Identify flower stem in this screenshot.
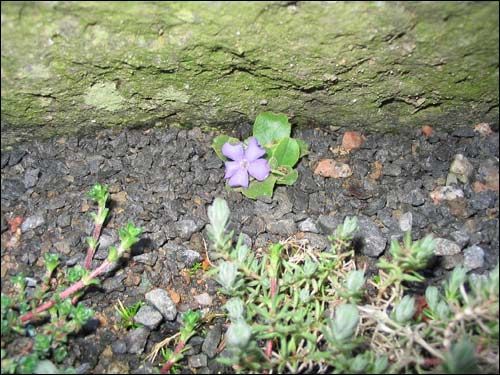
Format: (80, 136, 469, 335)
(160, 341, 185, 374)
(20, 258, 113, 324)
(84, 221, 103, 269)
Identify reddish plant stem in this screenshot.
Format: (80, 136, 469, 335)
(84, 222, 103, 270)
(265, 276, 278, 360)
(160, 340, 186, 374)
(20, 259, 112, 324)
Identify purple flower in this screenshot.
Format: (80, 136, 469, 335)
(222, 137, 270, 188)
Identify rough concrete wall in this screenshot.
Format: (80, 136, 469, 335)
(1, 1, 498, 146)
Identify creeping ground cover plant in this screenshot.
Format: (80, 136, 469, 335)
(1, 183, 142, 374)
(212, 112, 308, 199)
(205, 198, 499, 374)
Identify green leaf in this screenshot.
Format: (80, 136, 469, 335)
(212, 134, 240, 161)
(107, 246, 119, 263)
(239, 176, 277, 199)
(253, 112, 291, 147)
(276, 167, 298, 186)
(296, 139, 309, 158)
(268, 156, 279, 169)
(87, 183, 109, 204)
(272, 137, 300, 167)
(441, 338, 478, 374)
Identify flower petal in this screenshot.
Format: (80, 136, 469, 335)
(227, 168, 249, 188)
(225, 161, 241, 179)
(222, 142, 244, 161)
(245, 137, 266, 162)
(248, 159, 270, 181)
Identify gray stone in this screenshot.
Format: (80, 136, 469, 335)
(188, 354, 208, 368)
(463, 245, 485, 270)
(364, 197, 387, 216)
(133, 253, 158, 266)
(354, 216, 387, 257)
(1, 153, 10, 168)
(103, 273, 126, 293)
(176, 247, 202, 267)
(449, 154, 474, 183)
(145, 288, 177, 321)
(21, 214, 45, 232)
(429, 186, 464, 203)
(194, 292, 213, 306)
(56, 213, 71, 228)
(202, 324, 222, 359)
(450, 231, 470, 249)
(54, 240, 71, 255)
(184, 335, 204, 356)
(75, 363, 92, 374)
(176, 219, 201, 240)
(111, 340, 127, 355)
(383, 163, 402, 177)
(303, 233, 329, 251)
(7, 149, 26, 166)
(25, 277, 37, 288)
(65, 254, 82, 267)
(131, 362, 155, 374)
(308, 191, 326, 213)
(298, 218, 319, 233)
(45, 196, 66, 210)
(134, 305, 163, 330)
(266, 219, 296, 236)
(434, 238, 462, 256)
(402, 189, 426, 207)
(386, 193, 398, 209)
(1, 178, 26, 200)
(24, 168, 40, 188)
(442, 254, 464, 270)
(377, 209, 399, 231)
(93, 237, 118, 261)
(452, 128, 475, 138)
(446, 172, 459, 186)
(471, 191, 496, 211)
(317, 215, 343, 235)
(126, 327, 150, 354)
(87, 155, 104, 174)
(271, 189, 293, 219)
(245, 216, 266, 236)
(239, 232, 253, 249)
(399, 212, 413, 232)
(197, 367, 212, 374)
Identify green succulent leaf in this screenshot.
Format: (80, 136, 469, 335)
(253, 112, 291, 147)
(331, 304, 359, 342)
(118, 222, 143, 250)
(392, 295, 416, 324)
(44, 253, 60, 274)
(87, 183, 109, 205)
(107, 245, 119, 263)
(441, 338, 478, 374)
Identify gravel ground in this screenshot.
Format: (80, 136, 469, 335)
(1, 121, 499, 373)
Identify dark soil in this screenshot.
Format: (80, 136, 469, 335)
(1, 121, 499, 374)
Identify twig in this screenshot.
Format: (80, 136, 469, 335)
(146, 332, 181, 363)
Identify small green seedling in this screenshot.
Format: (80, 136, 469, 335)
(115, 300, 144, 329)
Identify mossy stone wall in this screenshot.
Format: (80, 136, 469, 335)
(1, 1, 498, 146)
